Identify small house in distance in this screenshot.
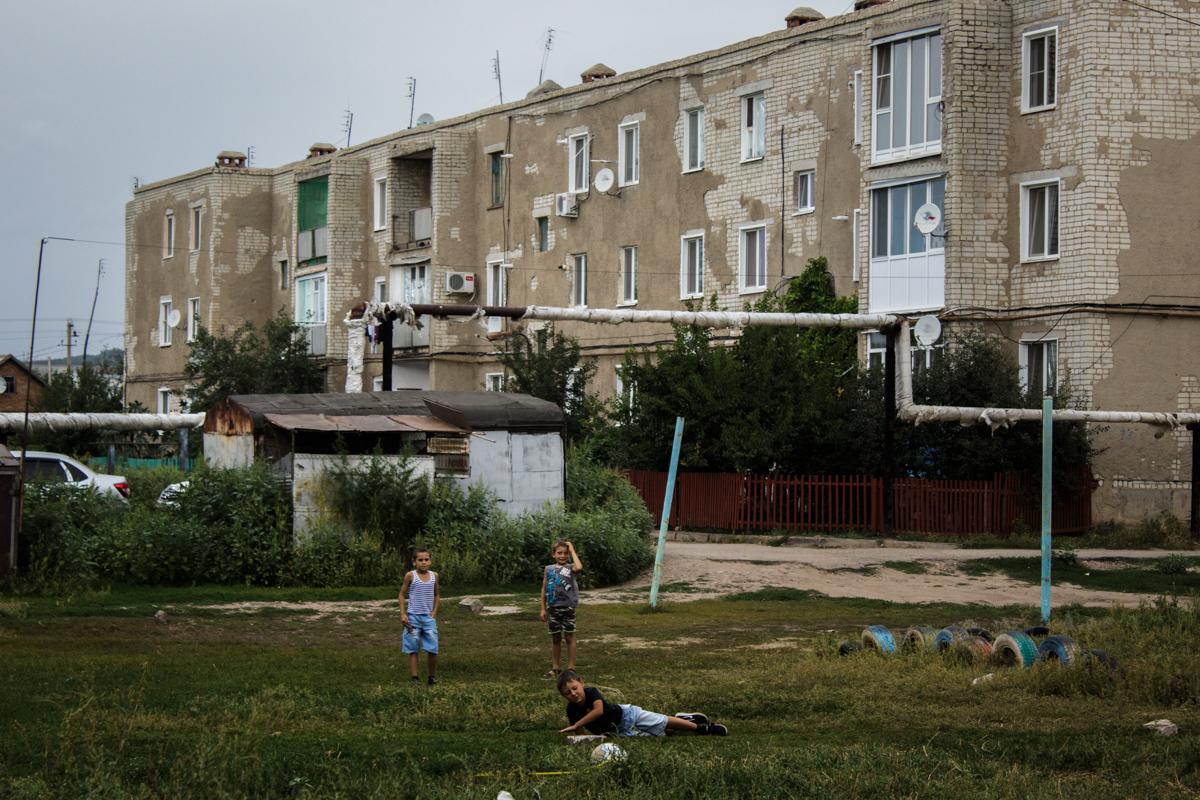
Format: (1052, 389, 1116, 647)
(203, 391, 566, 532)
(0, 355, 47, 413)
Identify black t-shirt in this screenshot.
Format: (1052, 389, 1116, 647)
(566, 686, 623, 735)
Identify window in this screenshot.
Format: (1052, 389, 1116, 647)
(490, 154, 504, 207)
(374, 277, 387, 304)
(1022, 180, 1060, 261)
(187, 297, 200, 342)
(295, 273, 327, 355)
(570, 253, 587, 307)
(867, 329, 944, 374)
(741, 93, 766, 161)
(157, 387, 172, 415)
(537, 216, 550, 252)
(852, 208, 862, 281)
(374, 176, 388, 230)
(1023, 27, 1058, 113)
(873, 29, 942, 163)
(614, 365, 635, 415)
(794, 170, 815, 214)
(681, 233, 704, 299)
(486, 373, 505, 392)
(158, 299, 173, 347)
(869, 176, 946, 312)
(619, 246, 637, 305)
(618, 122, 639, 186)
(569, 133, 590, 193)
(853, 70, 863, 145)
(280, 260, 288, 289)
(164, 214, 175, 258)
(739, 226, 767, 292)
(1022, 339, 1059, 396)
(486, 259, 506, 334)
(403, 265, 429, 303)
(3, 376, 15, 394)
(297, 177, 329, 264)
(190, 206, 202, 251)
(684, 108, 705, 172)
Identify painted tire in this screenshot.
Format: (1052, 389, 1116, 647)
(1036, 635, 1081, 666)
(967, 635, 993, 660)
(992, 631, 1039, 668)
(967, 628, 993, 643)
(935, 626, 970, 652)
(861, 625, 898, 654)
(1022, 625, 1050, 638)
(903, 626, 941, 651)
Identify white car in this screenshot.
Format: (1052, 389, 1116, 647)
(158, 480, 190, 506)
(13, 450, 131, 501)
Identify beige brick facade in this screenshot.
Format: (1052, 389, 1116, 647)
(126, 0, 1200, 522)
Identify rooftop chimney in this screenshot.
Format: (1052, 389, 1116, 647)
(308, 143, 337, 159)
(785, 7, 826, 27)
(216, 151, 247, 168)
(854, 0, 890, 10)
(526, 79, 563, 99)
(581, 63, 616, 84)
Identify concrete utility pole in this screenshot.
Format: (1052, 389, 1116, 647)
(65, 320, 75, 373)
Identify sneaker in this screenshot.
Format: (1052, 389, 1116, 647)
(702, 724, 727, 737)
(427, 676, 438, 687)
(676, 713, 708, 725)
(410, 677, 420, 686)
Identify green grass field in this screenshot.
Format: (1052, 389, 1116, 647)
(3, 585, 1200, 799)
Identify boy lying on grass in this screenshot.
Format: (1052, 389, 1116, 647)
(556, 670, 727, 737)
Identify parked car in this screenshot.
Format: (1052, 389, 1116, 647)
(13, 450, 131, 501)
(157, 480, 190, 506)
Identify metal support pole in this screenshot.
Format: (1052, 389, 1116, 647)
(882, 327, 896, 537)
(381, 319, 394, 391)
(1041, 394, 1053, 624)
(1190, 423, 1200, 540)
(178, 428, 188, 473)
(107, 444, 116, 476)
(649, 417, 685, 608)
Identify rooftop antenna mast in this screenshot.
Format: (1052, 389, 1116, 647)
(343, 106, 354, 147)
(246, 145, 255, 166)
(406, 78, 417, 128)
(539, 28, 555, 85)
(82, 258, 105, 364)
(493, 51, 504, 104)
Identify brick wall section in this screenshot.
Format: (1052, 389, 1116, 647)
(0, 361, 44, 413)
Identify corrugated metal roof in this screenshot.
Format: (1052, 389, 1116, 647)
(263, 413, 468, 434)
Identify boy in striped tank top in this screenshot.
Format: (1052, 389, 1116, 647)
(400, 547, 440, 686)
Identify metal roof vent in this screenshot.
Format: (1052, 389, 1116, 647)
(308, 143, 337, 159)
(786, 7, 825, 27)
(216, 151, 247, 168)
(581, 63, 616, 84)
(526, 79, 563, 98)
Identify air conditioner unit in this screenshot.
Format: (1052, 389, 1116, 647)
(444, 271, 475, 296)
(556, 192, 579, 218)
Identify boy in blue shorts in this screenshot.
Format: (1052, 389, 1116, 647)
(556, 670, 727, 737)
(540, 539, 582, 677)
(400, 547, 439, 686)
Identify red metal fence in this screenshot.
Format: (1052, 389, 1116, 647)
(622, 467, 1093, 536)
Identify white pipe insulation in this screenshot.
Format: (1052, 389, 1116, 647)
(0, 413, 205, 433)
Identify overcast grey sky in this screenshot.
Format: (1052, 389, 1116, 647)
(0, 0, 851, 367)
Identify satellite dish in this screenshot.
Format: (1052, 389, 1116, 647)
(416, 113, 435, 126)
(914, 315, 942, 346)
(594, 168, 614, 193)
(0, 379, 6, 394)
(914, 203, 941, 235)
(167, 309, 182, 328)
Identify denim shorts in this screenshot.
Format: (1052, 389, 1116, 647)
(402, 614, 438, 654)
(617, 704, 668, 737)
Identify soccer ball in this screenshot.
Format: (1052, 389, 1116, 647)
(590, 742, 627, 764)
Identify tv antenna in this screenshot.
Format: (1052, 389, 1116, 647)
(131, 176, 141, 192)
(342, 106, 354, 147)
(406, 77, 417, 128)
(246, 145, 255, 166)
(82, 259, 105, 364)
(539, 28, 555, 85)
(492, 51, 504, 104)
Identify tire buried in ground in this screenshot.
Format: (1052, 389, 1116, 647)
(839, 641, 864, 656)
(861, 625, 897, 654)
(934, 626, 970, 653)
(903, 626, 941, 652)
(992, 631, 1038, 668)
(1036, 634, 1081, 666)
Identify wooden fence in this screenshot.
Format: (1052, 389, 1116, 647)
(621, 467, 1093, 536)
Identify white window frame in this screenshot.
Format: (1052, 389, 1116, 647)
(614, 364, 635, 416)
(568, 133, 590, 194)
(536, 216, 550, 252)
(618, 121, 640, 187)
(868, 174, 946, 313)
(741, 93, 766, 162)
(619, 245, 637, 306)
(853, 70, 863, 145)
(680, 232, 705, 299)
(793, 170, 815, 215)
(570, 253, 587, 308)
(486, 258, 506, 335)
(157, 387, 172, 415)
(164, 213, 175, 258)
(866, 329, 944, 373)
(872, 28, 942, 164)
(852, 208, 862, 282)
(1021, 179, 1060, 262)
(1022, 27, 1058, 114)
(402, 265, 429, 304)
(186, 297, 200, 342)
(295, 273, 327, 325)
(158, 299, 173, 347)
(374, 176, 388, 231)
(190, 206, 202, 252)
(683, 107, 705, 172)
(739, 224, 768, 293)
(1020, 337, 1059, 396)
(485, 372, 505, 392)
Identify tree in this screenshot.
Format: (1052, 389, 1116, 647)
(494, 324, 600, 444)
(182, 308, 324, 411)
(28, 353, 124, 457)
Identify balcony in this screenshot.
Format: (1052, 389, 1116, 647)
(411, 207, 432, 242)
